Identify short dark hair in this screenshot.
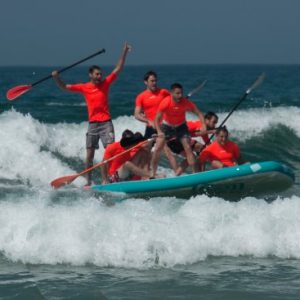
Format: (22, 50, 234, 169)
(89, 65, 101, 74)
(144, 71, 157, 81)
(170, 83, 183, 90)
(120, 130, 145, 148)
(121, 129, 134, 139)
(216, 126, 228, 136)
(205, 111, 218, 121)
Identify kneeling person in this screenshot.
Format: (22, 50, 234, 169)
(200, 126, 244, 171)
(101, 130, 152, 184)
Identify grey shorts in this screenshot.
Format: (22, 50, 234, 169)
(86, 120, 115, 149)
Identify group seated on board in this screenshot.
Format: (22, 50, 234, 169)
(99, 124, 245, 185)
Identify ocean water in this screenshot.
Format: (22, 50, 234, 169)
(0, 65, 300, 299)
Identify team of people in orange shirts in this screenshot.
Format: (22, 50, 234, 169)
(52, 43, 244, 186)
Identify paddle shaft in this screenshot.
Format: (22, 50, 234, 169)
(215, 92, 248, 130)
(205, 73, 265, 145)
(32, 48, 105, 87)
(206, 92, 251, 145)
(50, 138, 152, 188)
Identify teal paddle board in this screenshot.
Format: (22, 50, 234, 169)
(90, 161, 295, 200)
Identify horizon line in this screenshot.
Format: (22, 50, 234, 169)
(1, 62, 300, 68)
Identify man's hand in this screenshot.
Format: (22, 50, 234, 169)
(147, 120, 155, 128)
(124, 42, 132, 53)
(51, 70, 59, 78)
(156, 132, 165, 139)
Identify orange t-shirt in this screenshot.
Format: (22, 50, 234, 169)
(157, 96, 196, 126)
(67, 72, 117, 122)
(135, 88, 170, 122)
(187, 120, 209, 144)
(200, 140, 240, 167)
(103, 141, 141, 176)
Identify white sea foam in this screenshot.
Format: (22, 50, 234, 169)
(189, 106, 300, 141)
(0, 194, 300, 268)
(0, 108, 299, 268)
(0, 107, 299, 187)
(0, 110, 83, 187)
(47, 102, 86, 107)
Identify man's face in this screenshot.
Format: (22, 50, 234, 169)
(145, 75, 157, 92)
(171, 87, 183, 102)
(89, 69, 103, 84)
(206, 116, 218, 130)
(216, 131, 228, 145)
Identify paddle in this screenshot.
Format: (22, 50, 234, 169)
(6, 48, 106, 101)
(206, 73, 266, 144)
(187, 79, 207, 98)
(50, 138, 151, 189)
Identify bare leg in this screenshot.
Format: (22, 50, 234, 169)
(86, 148, 95, 185)
(133, 148, 151, 172)
(122, 150, 151, 178)
(140, 144, 152, 172)
(163, 145, 178, 172)
(181, 137, 198, 173)
(211, 160, 224, 169)
(193, 142, 204, 153)
(150, 137, 165, 177)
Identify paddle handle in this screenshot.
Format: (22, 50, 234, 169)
(31, 48, 106, 87)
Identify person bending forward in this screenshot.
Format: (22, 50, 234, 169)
(151, 83, 206, 177)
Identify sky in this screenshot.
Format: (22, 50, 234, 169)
(1, 0, 300, 66)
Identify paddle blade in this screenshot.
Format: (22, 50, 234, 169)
(187, 80, 207, 98)
(6, 85, 32, 100)
(246, 73, 266, 94)
(50, 174, 79, 189)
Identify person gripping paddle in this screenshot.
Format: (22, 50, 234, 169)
(51, 42, 131, 185)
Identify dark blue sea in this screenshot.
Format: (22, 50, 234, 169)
(0, 65, 300, 299)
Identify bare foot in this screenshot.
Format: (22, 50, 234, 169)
(149, 173, 165, 180)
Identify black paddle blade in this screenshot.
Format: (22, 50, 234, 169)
(187, 79, 207, 98)
(246, 73, 266, 95)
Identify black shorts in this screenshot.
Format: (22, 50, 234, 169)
(167, 139, 197, 154)
(144, 126, 157, 139)
(161, 123, 190, 141)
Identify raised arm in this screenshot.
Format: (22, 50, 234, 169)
(52, 70, 69, 92)
(112, 42, 131, 75)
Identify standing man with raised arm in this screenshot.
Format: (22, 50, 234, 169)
(52, 42, 131, 185)
(151, 83, 206, 177)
